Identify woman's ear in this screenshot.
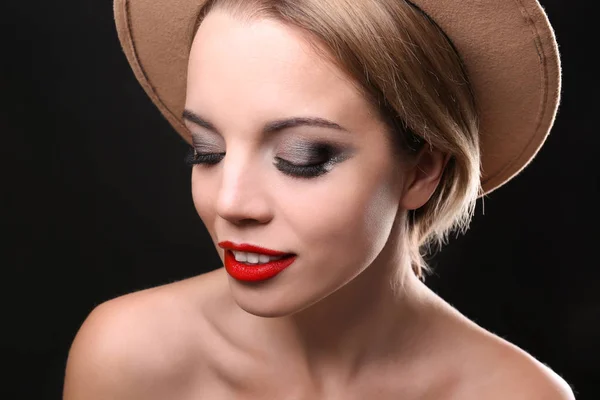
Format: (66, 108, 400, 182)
(400, 146, 449, 210)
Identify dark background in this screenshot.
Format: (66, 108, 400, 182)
(1, 0, 598, 398)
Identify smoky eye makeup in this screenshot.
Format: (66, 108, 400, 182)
(276, 140, 341, 165)
(274, 139, 354, 178)
(185, 134, 355, 179)
(184, 135, 225, 166)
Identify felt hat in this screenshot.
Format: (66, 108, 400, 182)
(113, 0, 561, 195)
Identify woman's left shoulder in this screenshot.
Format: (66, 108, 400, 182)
(457, 327, 576, 399)
(424, 296, 576, 400)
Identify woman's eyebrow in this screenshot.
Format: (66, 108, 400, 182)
(182, 109, 348, 135)
(182, 109, 218, 132)
(263, 117, 348, 133)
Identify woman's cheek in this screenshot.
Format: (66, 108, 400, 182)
(191, 178, 216, 223)
(289, 186, 373, 255)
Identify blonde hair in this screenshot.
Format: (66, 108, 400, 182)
(192, 0, 482, 279)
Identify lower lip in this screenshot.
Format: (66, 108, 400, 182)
(224, 250, 296, 282)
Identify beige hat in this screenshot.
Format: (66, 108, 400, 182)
(113, 0, 561, 195)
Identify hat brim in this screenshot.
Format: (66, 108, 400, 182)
(114, 0, 561, 196)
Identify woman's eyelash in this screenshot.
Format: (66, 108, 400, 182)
(184, 145, 341, 179)
(274, 157, 332, 178)
(184, 148, 224, 166)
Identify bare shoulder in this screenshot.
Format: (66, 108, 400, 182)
(446, 314, 575, 399)
(63, 268, 228, 400)
(417, 292, 576, 400)
(466, 339, 575, 399)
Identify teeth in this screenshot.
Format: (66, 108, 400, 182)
(232, 251, 287, 264)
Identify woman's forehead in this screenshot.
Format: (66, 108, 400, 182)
(185, 11, 382, 135)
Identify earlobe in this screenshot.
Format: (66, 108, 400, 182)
(400, 148, 449, 211)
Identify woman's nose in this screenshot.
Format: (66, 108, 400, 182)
(215, 156, 272, 225)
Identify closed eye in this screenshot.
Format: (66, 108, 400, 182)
(184, 146, 349, 179)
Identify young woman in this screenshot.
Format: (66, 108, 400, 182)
(64, 0, 572, 398)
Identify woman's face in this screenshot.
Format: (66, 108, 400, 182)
(185, 10, 412, 317)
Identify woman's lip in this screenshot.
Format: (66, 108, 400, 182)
(218, 241, 293, 257)
(224, 250, 297, 282)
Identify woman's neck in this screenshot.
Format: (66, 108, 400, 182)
(266, 234, 432, 384)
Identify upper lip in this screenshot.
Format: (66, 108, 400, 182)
(218, 241, 293, 256)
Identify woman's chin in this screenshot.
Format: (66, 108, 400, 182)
(236, 302, 295, 318)
(234, 297, 302, 318)
(228, 280, 319, 318)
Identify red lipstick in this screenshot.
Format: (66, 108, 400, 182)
(218, 241, 296, 282)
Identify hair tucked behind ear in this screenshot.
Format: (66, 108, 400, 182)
(192, 0, 482, 280)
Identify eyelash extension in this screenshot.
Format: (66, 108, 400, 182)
(273, 157, 331, 178)
(184, 148, 224, 166)
(184, 145, 339, 179)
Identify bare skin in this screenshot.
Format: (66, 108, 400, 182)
(64, 10, 574, 400)
(64, 268, 573, 399)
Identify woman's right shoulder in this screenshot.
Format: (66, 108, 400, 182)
(63, 268, 229, 400)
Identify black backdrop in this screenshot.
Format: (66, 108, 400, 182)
(2, 0, 598, 398)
